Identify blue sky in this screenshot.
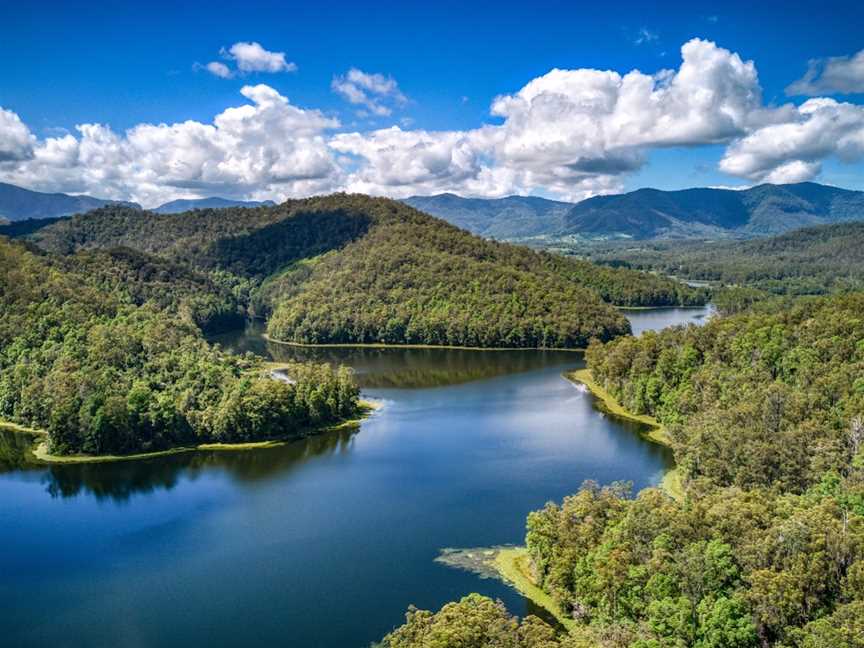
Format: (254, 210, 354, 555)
(1, 0, 863, 205)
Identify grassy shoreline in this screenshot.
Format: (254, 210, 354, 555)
(566, 368, 684, 501)
(22, 400, 380, 465)
(0, 420, 43, 436)
(494, 547, 574, 630)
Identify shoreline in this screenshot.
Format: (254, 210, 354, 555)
(616, 304, 708, 311)
(25, 400, 381, 465)
(264, 333, 586, 353)
(0, 420, 43, 436)
(494, 547, 574, 631)
(566, 368, 684, 501)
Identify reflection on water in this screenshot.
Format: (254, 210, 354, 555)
(214, 320, 574, 389)
(0, 305, 709, 648)
(0, 427, 360, 502)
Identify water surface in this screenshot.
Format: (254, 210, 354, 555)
(0, 307, 709, 647)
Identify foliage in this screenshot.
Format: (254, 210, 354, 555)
(586, 221, 864, 296)
(523, 479, 864, 647)
(27, 194, 704, 348)
(586, 294, 864, 492)
(380, 594, 594, 648)
(0, 237, 359, 456)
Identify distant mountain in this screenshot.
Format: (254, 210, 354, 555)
(405, 183, 864, 241)
(0, 182, 140, 221)
(153, 197, 276, 214)
(564, 182, 864, 239)
(402, 193, 573, 239)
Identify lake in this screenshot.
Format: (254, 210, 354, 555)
(0, 307, 711, 647)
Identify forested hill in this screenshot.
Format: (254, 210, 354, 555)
(28, 194, 705, 349)
(588, 220, 864, 295)
(0, 237, 359, 457)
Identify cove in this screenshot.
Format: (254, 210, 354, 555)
(0, 307, 710, 648)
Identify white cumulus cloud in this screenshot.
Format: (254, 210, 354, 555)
(224, 41, 297, 74)
(787, 49, 864, 96)
(720, 98, 864, 183)
(0, 108, 35, 162)
(204, 61, 233, 79)
(0, 85, 340, 206)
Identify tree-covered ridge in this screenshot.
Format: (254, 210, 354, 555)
(26, 194, 705, 349)
(586, 294, 864, 492)
(0, 238, 359, 456)
(586, 221, 864, 296)
(265, 212, 633, 348)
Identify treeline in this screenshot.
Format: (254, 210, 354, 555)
(25, 194, 704, 349)
(0, 238, 359, 456)
(586, 221, 864, 296)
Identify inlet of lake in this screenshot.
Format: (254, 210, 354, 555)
(0, 307, 711, 647)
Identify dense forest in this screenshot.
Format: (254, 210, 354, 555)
(381, 293, 864, 647)
(25, 195, 705, 348)
(585, 221, 864, 296)
(0, 238, 358, 456)
(0, 194, 704, 456)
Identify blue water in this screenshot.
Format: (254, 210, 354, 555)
(0, 307, 709, 647)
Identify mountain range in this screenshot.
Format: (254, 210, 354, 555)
(0, 183, 275, 222)
(0, 182, 140, 222)
(3, 180, 863, 242)
(405, 182, 864, 240)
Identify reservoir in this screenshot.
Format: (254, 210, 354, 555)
(0, 307, 710, 647)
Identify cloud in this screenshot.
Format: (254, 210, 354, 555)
(332, 68, 408, 117)
(204, 61, 233, 79)
(0, 108, 35, 162)
(634, 28, 658, 45)
(326, 38, 787, 201)
(4, 38, 864, 204)
(787, 49, 864, 96)
(720, 98, 864, 182)
(223, 41, 297, 73)
(0, 85, 340, 206)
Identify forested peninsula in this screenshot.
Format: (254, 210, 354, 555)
(381, 293, 864, 647)
(0, 238, 359, 457)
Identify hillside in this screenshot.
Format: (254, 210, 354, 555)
(0, 237, 358, 456)
(587, 220, 864, 295)
(27, 194, 705, 349)
(153, 197, 276, 214)
(0, 181, 139, 221)
(402, 193, 573, 239)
